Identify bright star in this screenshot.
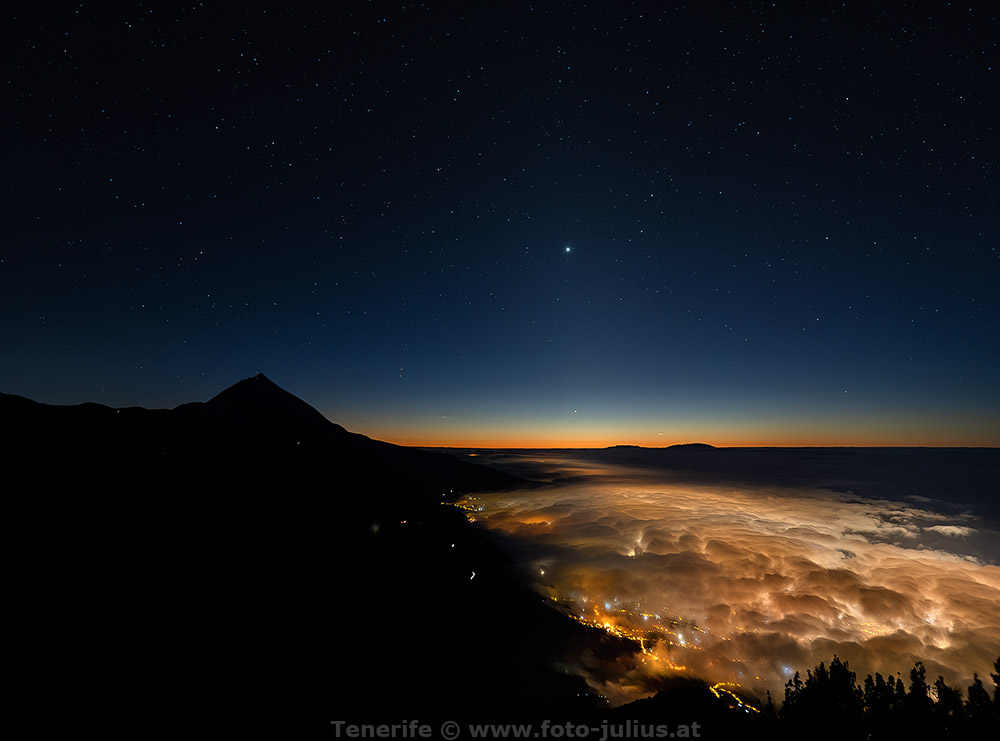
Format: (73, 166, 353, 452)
(565, 246, 572, 253)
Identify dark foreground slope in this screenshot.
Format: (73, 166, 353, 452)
(3, 376, 767, 739)
(12, 379, 994, 739)
(2, 377, 671, 738)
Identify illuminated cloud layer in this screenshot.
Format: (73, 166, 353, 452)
(462, 453, 1000, 704)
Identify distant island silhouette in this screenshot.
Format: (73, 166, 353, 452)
(605, 442, 716, 450)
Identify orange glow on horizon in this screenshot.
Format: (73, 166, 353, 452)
(327, 409, 1000, 449)
(377, 432, 999, 449)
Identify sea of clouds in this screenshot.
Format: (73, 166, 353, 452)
(462, 450, 1000, 704)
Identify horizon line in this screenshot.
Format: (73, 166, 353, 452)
(401, 442, 1000, 450)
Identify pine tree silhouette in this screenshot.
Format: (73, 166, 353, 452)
(992, 656, 1000, 704)
(769, 654, 1000, 740)
(933, 675, 966, 736)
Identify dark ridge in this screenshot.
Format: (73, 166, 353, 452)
(182, 372, 345, 436)
(170, 372, 353, 452)
(1, 375, 525, 499)
(7, 376, 605, 736)
(667, 442, 716, 449)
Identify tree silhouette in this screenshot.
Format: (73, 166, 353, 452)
(992, 656, 1000, 704)
(933, 675, 966, 736)
(779, 656, 863, 739)
(765, 655, 1000, 740)
(965, 671, 1000, 740)
(863, 672, 898, 739)
(967, 674, 991, 714)
(759, 689, 779, 738)
(894, 672, 907, 706)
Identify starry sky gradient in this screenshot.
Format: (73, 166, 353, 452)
(5, 2, 998, 446)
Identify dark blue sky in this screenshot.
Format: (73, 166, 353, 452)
(5, 2, 998, 445)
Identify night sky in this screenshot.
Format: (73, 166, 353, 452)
(5, 2, 998, 446)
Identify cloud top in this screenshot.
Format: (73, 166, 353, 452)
(464, 452, 1000, 703)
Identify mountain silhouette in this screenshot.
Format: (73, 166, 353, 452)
(2, 374, 524, 498)
(7, 375, 603, 736)
(4, 376, 820, 738)
(181, 372, 350, 438)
